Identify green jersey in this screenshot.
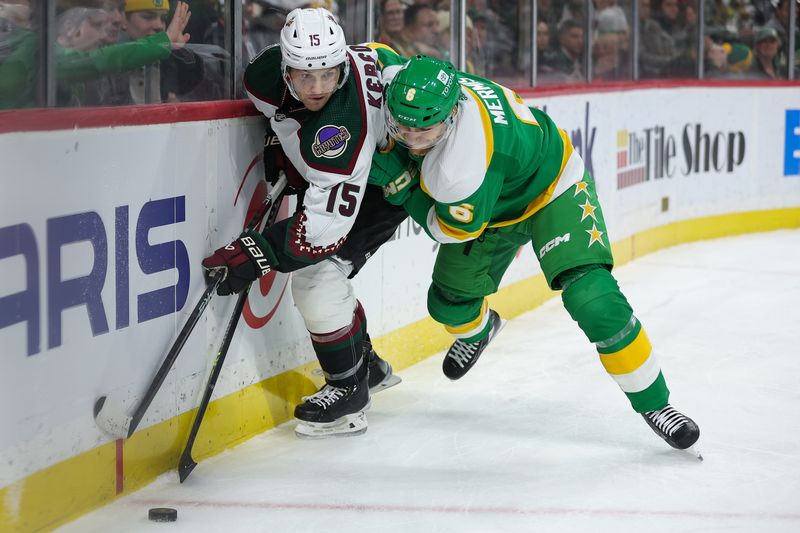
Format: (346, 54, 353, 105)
(374, 48, 586, 244)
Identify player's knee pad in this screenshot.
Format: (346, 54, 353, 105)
(560, 266, 633, 343)
(291, 259, 356, 333)
(427, 283, 483, 327)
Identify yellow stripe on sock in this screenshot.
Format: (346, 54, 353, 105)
(445, 300, 488, 336)
(599, 328, 652, 375)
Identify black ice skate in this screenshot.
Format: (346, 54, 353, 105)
(294, 375, 370, 439)
(642, 404, 702, 459)
(366, 344, 402, 393)
(443, 309, 505, 380)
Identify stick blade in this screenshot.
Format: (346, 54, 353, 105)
(93, 396, 132, 440)
(178, 452, 197, 483)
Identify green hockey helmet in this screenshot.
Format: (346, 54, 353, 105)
(385, 55, 461, 150)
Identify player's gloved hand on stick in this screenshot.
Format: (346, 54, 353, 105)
(264, 130, 307, 195)
(201, 230, 278, 295)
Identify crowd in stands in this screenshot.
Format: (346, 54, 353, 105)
(1, 0, 797, 109)
(532, 0, 798, 82)
(0, 0, 297, 109)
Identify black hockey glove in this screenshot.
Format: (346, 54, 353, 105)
(201, 230, 278, 295)
(264, 128, 307, 195)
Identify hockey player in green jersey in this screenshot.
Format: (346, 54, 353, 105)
(202, 8, 405, 439)
(372, 52, 701, 455)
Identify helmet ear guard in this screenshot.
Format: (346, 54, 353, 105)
(279, 7, 350, 100)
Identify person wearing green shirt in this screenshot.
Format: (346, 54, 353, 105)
(0, 0, 191, 109)
(371, 51, 701, 457)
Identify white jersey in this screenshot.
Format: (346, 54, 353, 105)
(244, 44, 387, 269)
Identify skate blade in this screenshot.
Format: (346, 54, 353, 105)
(682, 444, 703, 461)
(491, 318, 508, 342)
(369, 374, 402, 394)
(295, 412, 368, 440)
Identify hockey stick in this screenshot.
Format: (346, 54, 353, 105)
(178, 177, 286, 483)
(93, 175, 288, 440)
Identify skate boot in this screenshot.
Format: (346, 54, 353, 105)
(294, 374, 370, 439)
(365, 340, 402, 393)
(443, 309, 505, 380)
(642, 404, 701, 456)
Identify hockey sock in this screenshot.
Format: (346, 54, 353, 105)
(355, 301, 383, 366)
(560, 266, 669, 413)
(310, 301, 368, 387)
(444, 299, 492, 342)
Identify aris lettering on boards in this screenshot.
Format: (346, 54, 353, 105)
(0, 196, 190, 357)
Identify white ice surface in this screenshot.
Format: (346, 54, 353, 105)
(58, 230, 800, 533)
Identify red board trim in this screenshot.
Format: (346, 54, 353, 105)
(1, 80, 798, 134)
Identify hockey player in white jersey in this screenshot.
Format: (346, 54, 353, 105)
(202, 8, 405, 439)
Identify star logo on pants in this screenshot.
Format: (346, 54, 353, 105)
(578, 199, 597, 222)
(586, 223, 606, 248)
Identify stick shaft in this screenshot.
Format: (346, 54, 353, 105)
(117, 175, 288, 438)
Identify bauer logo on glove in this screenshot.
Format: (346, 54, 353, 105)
(202, 230, 278, 295)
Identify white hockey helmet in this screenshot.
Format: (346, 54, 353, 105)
(280, 7, 350, 100)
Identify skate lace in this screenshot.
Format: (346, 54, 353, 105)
(307, 386, 346, 408)
(646, 405, 688, 436)
(447, 340, 479, 368)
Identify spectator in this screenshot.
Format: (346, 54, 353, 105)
(751, 0, 776, 26)
(392, 3, 448, 60)
(593, 0, 629, 30)
(559, 0, 587, 26)
(749, 25, 782, 79)
(436, 10, 485, 75)
(703, 37, 729, 76)
(669, 0, 699, 76)
(723, 41, 754, 75)
(765, 0, 799, 75)
(56, 6, 108, 52)
(536, 20, 554, 73)
(544, 19, 584, 82)
(537, 0, 560, 31)
(640, 0, 689, 77)
(102, 0, 125, 44)
(593, 6, 630, 80)
(0, 0, 193, 108)
(765, 0, 790, 43)
(704, 39, 753, 79)
(376, 0, 405, 47)
(97, 0, 203, 104)
(204, 0, 285, 67)
(0, 0, 30, 28)
(467, 0, 514, 76)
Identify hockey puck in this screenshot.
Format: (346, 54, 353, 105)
(148, 507, 177, 522)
